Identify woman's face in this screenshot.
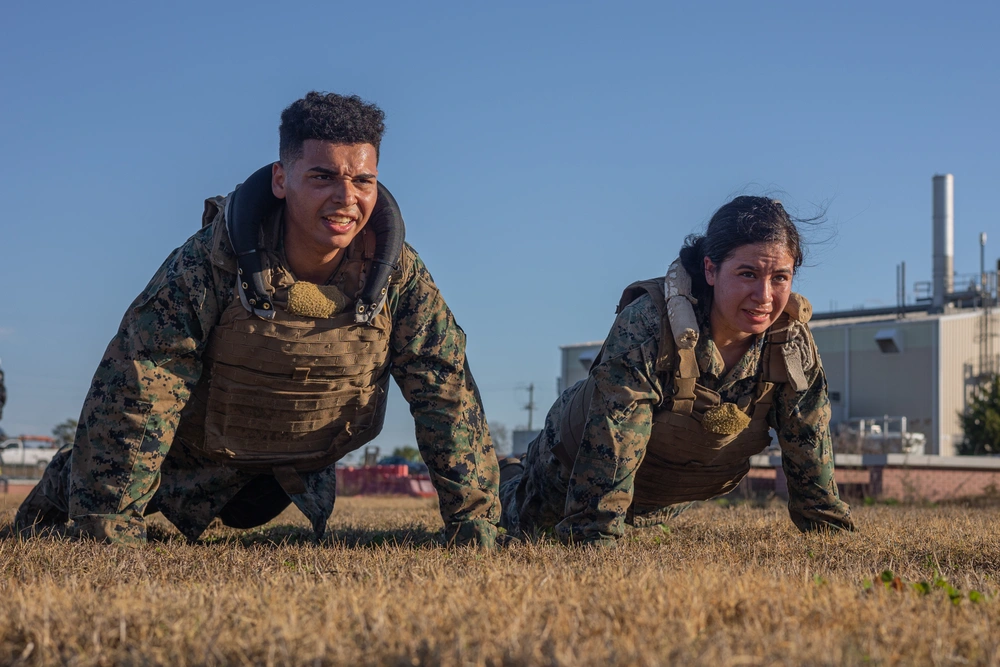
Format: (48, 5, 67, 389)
(703, 242, 795, 343)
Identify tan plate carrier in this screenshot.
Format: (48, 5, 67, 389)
(553, 260, 812, 509)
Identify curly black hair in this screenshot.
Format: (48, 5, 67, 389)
(279, 91, 386, 164)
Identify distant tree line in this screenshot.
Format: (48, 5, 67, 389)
(52, 419, 78, 447)
(958, 374, 1000, 456)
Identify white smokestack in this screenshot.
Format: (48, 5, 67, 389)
(932, 174, 954, 309)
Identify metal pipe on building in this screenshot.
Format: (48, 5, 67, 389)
(901, 261, 906, 308)
(843, 326, 851, 422)
(932, 174, 954, 310)
(981, 232, 987, 299)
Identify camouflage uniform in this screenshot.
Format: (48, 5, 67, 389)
(17, 198, 500, 546)
(499, 292, 854, 546)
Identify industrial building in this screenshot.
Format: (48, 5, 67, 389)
(812, 308, 997, 455)
(811, 174, 998, 455)
(556, 174, 998, 457)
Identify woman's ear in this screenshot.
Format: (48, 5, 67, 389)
(703, 256, 717, 287)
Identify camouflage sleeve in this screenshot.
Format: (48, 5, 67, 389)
(555, 295, 662, 546)
(771, 321, 855, 532)
(386, 245, 500, 548)
(68, 226, 226, 544)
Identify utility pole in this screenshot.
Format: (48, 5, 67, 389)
(523, 383, 536, 431)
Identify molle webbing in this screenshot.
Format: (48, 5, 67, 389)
(198, 306, 392, 473)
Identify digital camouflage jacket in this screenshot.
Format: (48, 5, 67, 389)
(64, 197, 500, 545)
(500, 292, 854, 546)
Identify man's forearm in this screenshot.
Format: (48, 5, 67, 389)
(388, 247, 500, 545)
(406, 363, 501, 545)
(68, 337, 195, 543)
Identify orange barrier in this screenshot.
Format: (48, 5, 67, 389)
(336, 465, 436, 498)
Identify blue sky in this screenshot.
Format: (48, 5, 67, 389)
(1, 1, 997, 455)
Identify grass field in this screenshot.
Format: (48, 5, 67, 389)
(1, 490, 999, 666)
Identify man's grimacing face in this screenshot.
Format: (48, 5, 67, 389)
(272, 140, 379, 258)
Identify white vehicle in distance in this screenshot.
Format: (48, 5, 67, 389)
(0, 437, 61, 470)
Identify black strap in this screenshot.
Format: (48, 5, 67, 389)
(355, 183, 405, 324)
(225, 165, 276, 318)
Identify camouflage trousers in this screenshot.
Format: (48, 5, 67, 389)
(498, 381, 690, 540)
(498, 385, 576, 538)
(15, 439, 339, 542)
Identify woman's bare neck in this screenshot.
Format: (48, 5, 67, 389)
(709, 310, 755, 374)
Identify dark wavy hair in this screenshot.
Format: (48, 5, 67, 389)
(279, 91, 386, 164)
(679, 196, 805, 304)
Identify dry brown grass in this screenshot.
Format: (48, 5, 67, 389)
(1, 491, 999, 666)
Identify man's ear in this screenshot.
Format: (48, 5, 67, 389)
(272, 161, 287, 200)
(703, 256, 717, 287)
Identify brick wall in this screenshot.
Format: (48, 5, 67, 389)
(745, 454, 1000, 502)
(877, 467, 1000, 502)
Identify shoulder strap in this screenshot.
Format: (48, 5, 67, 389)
(612, 274, 701, 412)
(616, 278, 667, 316)
(762, 293, 813, 391)
(203, 196, 225, 228)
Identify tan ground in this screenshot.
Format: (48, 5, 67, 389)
(1, 491, 998, 666)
